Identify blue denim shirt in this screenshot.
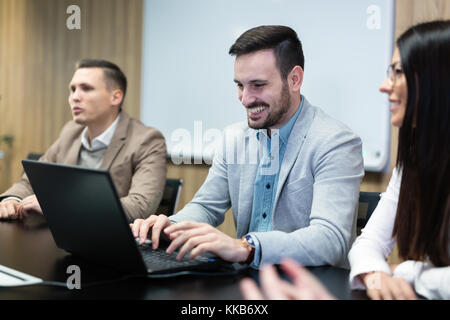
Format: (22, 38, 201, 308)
(247, 97, 303, 268)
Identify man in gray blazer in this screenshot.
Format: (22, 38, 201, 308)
(132, 25, 364, 268)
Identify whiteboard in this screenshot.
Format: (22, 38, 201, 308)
(141, 0, 395, 172)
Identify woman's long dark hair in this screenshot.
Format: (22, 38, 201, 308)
(393, 20, 450, 266)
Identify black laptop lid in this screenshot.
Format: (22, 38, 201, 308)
(22, 160, 147, 275)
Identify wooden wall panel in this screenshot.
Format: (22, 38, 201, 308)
(166, 162, 236, 237)
(0, 0, 143, 191)
(0, 0, 29, 192)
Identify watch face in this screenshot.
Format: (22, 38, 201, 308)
(245, 235, 255, 247)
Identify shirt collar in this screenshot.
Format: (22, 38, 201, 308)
(278, 96, 303, 145)
(81, 114, 121, 151)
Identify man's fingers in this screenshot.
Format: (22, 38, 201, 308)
(0, 201, 19, 219)
(164, 221, 201, 234)
(166, 230, 188, 255)
(16, 205, 23, 219)
(21, 202, 35, 211)
(166, 225, 212, 257)
(181, 235, 215, 260)
(131, 219, 144, 237)
(189, 237, 221, 259)
(139, 218, 154, 245)
(17, 197, 41, 216)
(151, 215, 170, 249)
(20, 206, 30, 219)
(0, 205, 9, 219)
(168, 230, 184, 239)
(130, 215, 172, 249)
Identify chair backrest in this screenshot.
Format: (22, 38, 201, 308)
(357, 191, 381, 235)
(156, 178, 183, 216)
(27, 153, 43, 161)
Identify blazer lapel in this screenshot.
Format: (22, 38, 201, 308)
(101, 111, 129, 170)
(273, 97, 315, 209)
(64, 135, 82, 165)
(236, 128, 259, 237)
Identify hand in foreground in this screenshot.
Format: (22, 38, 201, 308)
(17, 195, 43, 218)
(360, 269, 417, 300)
(0, 199, 21, 220)
(163, 221, 249, 263)
(130, 214, 173, 249)
(240, 258, 335, 300)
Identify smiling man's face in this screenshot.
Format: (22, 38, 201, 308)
(234, 49, 293, 130)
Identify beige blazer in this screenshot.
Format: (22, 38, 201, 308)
(0, 111, 167, 222)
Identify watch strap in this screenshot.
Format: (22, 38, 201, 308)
(240, 235, 255, 265)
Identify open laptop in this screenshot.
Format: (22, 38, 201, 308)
(22, 160, 242, 276)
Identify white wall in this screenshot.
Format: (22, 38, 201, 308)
(141, 0, 395, 171)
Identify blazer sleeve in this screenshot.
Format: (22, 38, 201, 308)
(0, 126, 66, 201)
(120, 129, 168, 221)
(170, 132, 231, 226)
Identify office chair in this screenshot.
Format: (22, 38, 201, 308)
(156, 178, 183, 216)
(27, 153, 43, 161)
(357, 191, 381, 235)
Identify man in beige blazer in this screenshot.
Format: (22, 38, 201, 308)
(0, 59, 167, 222)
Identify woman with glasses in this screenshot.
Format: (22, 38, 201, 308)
(348, 19, 450, 300)
(240, 20, 450, 300)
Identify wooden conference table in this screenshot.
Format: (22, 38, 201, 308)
(0, 213, 368, 300)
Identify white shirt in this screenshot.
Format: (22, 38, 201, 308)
(81, 114, 121, 151)
(348, 167, 450, 299)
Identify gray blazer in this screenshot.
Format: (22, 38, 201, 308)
(171, 97, 364, 268)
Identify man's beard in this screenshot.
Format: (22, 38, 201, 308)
(247, 82, 291, 130)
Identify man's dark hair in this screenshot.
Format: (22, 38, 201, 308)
(228, 25, 304, 80)
(75, 59, 127, 108)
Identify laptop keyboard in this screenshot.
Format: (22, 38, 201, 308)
(139, 245, 212, 271)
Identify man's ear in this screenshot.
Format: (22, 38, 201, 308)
(288, 66, 303, 92)
(111, 89, 124, 107)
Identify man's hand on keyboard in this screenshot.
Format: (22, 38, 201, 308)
(130, 214, 173, 249)
(163, 221, 249, 263)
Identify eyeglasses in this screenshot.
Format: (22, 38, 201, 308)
(386, 62, 404, 85)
